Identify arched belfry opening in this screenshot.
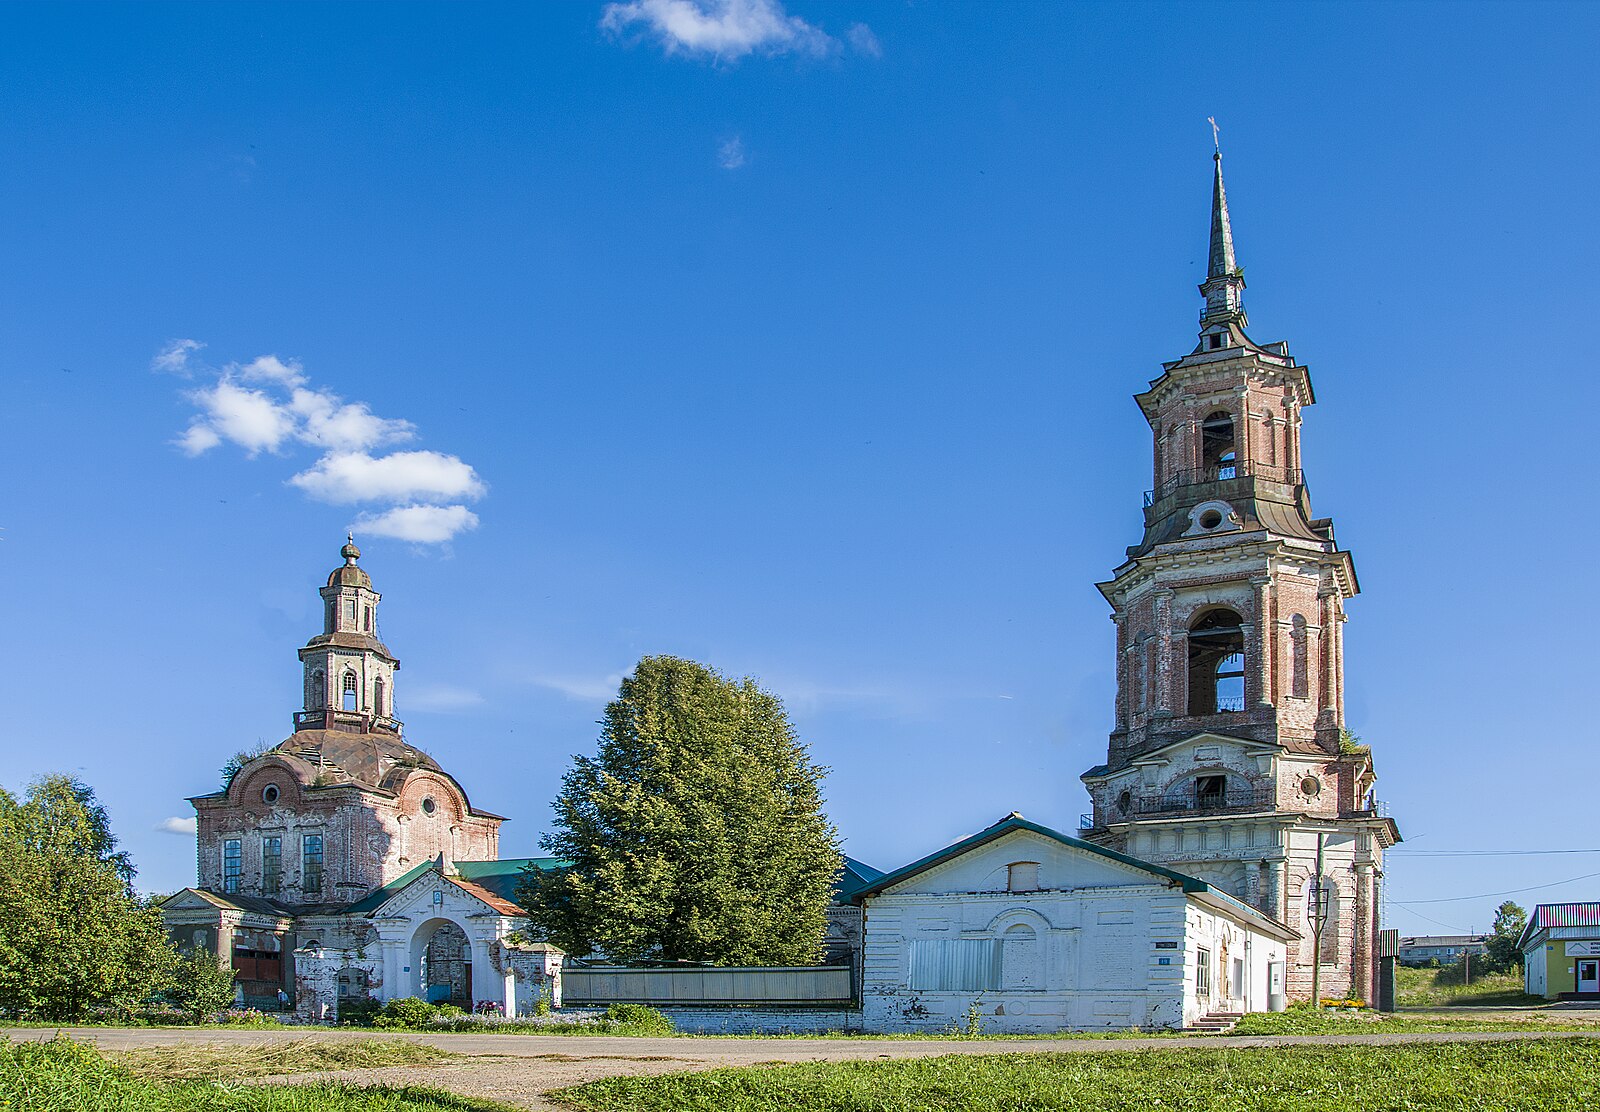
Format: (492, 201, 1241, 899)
(1202, 410, 1236, 480)
(1187, 608, 1245, 715)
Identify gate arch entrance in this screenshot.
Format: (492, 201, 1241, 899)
(413, 919, 472, 1007)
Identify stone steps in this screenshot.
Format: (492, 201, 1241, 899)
(1185, 1010, 1243, 1033)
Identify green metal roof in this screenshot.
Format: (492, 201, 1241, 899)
(834, 855, 885, 904)
(345, 857, 567, 915)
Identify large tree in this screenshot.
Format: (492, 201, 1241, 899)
(519, 656, 843, 965)
(1483, 900, 1528, 973)
(0, 776, 175, 1020)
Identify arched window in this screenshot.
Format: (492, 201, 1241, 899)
(342, 672, 358, 711)
(1188, 608, 1245, 714)
(1290, 614, 1309, 699)
(311, 671, 325, 709)
(1001, 923, 1040, 990)
(364, 605, 373, 632)
(1202, 411, 1235, 480)
(373, 677, 386, 717)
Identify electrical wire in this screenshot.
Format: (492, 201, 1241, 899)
(1389, 848, 1600, 858)
(1388, 869, 1600, 904)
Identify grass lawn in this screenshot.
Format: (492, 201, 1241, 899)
(0, 1036, 512, 1112)
(1395, 964, 1542, 1007)
(1228, 1006, 1600, 1036)
(555, 1039, 1600, 1111)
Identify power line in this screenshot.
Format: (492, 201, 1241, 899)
(1389, 848, 1600, 858)
(1391, 869, 1600, 904)
(1386, 902, 1472, 934)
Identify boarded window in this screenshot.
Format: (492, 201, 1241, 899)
(1001, 924, 1041, 990)
(1007, 862, 1040, 892)
(909, 938, 1001, 992)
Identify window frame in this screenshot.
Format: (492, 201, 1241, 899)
(221, 837, 242, 894)
(302, 832, 325, 894)
(261, 834, 283, 896)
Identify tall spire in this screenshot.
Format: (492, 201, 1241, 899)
(1208, 151, 1237, 280)
(1197, 121, 1247, 335)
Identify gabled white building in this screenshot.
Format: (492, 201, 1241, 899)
(849, 814, 1296, 1032)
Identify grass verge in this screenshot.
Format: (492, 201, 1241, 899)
(111, 1037, 454, 1082)
(1229, 1006, 1600, 1036)
(1395, 964, 1543, 1007)
(1, 1036, 510, 1111)
(554, 1038, 1600, 1111)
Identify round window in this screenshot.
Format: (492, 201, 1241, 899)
(421, 797, 436, 815)
(1300, 776, 1322, 797)
(1199, 509, 1224, 530)
(262, 784, 280, 804)
(1117, 790, 1132, 815)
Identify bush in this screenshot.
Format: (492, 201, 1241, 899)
(168, 947, 237, 1022)
(337, 997, 383, 1026)
(372, 996, 441, 1029)
(602, 1002, 674, 1036)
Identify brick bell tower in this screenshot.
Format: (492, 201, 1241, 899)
(1079, 146, 1400, 1003)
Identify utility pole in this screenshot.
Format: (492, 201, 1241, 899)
(1310, 832, 1326, 1009)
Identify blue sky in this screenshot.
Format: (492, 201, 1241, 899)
(1, 1, 1596, 939)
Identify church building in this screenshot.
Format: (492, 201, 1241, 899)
(1076, 149, 1400, 1003)
(160, 539, 565, 1017)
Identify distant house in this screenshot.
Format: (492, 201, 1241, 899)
(1396, 935, 1488, 967)
(848, 813, 1297, 1033)
(1518, 903, 1600, 1000)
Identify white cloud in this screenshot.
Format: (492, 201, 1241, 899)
(235, 354, 307, 388)
(167, 344, 488, 546)
(352, 503, 480, 544)
(601, 0, 836, 60)
(718, 135, 747, 170)
(157, 816, 197, 836)
(183, 378, 299, 456)
(290, 388, 415, 452)
(404, 683, 487, 712)
(152, 338, 204, 377)
(846, 22, 881, 58)
(529, 672, 627, 702)
(292, 451, 486, 505)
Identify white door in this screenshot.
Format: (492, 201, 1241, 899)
(1579, 960, 1600, 993)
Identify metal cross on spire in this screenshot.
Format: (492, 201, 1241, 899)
(1208, 116, 1221, 154)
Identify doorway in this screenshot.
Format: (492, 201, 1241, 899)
(422, 922, 472, 1007)
(1579, 960, 1600, 994)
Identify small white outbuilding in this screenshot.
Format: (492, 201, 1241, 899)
(850, 813, 1296, 1033)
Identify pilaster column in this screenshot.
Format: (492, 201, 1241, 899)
(1252, 576, 1275, 707)
(1331, 607, 1346, 729)
(1153, 589, 1176, 717)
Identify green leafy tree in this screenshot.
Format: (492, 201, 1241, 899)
(168, 946, 238, 1021)
(519, 656, 843, 965)
(1483, 900, 1528, 973)
(0, 776, 176, 1020)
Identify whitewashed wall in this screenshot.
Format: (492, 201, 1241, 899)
(859, 828, 1289, 1033)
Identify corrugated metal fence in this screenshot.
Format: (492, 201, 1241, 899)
(562, 965, 854, 1006)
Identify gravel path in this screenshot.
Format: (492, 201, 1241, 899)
(12, 1024, 1600, 1111)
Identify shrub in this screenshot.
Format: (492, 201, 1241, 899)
(603, 1002, 674, 1036)
(337, 997, 383, 1026)
(168, 947, 237, 1022)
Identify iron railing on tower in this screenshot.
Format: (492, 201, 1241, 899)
(1144, 461, 1303, 506)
